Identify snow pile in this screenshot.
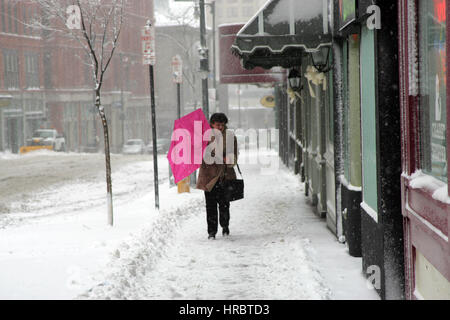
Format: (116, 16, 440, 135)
(339, 174, 362, 192)
(408, 170, 450, 204)
(77, 195, 205, 300)
(0, 151, 20, 160)
(431, 186, 450, 204)
(0, 149, 99, 160)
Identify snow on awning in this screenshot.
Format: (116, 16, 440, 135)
(232, 0, 332, 70)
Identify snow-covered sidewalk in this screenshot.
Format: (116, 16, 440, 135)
(0, 151, 380, 300)
(81, 152, 380, 300)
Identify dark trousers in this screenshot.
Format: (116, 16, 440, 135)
(205, 182, 230, 236)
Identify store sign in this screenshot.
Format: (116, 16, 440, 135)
(339, 0, 357, 30)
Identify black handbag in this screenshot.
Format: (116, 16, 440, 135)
(222, 164, 244, 202)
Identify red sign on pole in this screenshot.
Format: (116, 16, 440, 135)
(142, 25, 156, 65)
(172, 55, 183, 84)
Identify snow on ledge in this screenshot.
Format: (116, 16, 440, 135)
(406, 170, 450, 205)
(432, 186, 450, 205)
(361, 201, 378, 223)
(339, 174, 362, 192)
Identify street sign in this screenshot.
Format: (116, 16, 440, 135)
(142, 25, 156, 65)
(172, 55, 183, 84)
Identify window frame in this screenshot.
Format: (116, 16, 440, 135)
(399, 0, 450, 299)
(3, 49, 19, 89)
(416, 0, 448, 183)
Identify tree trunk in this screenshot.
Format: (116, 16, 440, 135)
(96, 90, 113, 226)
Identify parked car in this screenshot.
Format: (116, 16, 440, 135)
(122, 139, 145, 154)
(146, 138, 171, 154)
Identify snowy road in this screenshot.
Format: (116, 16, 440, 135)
(0, 150, 379, 300)
(0, 151, 165, 228)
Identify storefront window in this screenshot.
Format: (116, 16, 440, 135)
(419, 0, 447, 182)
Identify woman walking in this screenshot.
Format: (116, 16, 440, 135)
(196, 113, 238, 240)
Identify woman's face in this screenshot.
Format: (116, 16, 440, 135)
(211, 121, 225, 132)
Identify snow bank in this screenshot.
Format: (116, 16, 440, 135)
(339, 174, 362, 192)
(408, 170, 450, 204)
(78, 194, 204, 300)
(0, 151, 20, 160)
(0, 150, 100, 160)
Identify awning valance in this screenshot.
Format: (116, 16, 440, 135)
(232, 0, 332, 70)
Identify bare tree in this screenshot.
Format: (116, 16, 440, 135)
(28, 0, 128, 226)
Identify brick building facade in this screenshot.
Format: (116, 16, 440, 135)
(0, 0, 154, 153)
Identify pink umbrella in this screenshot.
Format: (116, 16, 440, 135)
(167, 109, 211, 184)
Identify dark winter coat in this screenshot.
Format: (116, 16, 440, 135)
(196, 129, 238, 192)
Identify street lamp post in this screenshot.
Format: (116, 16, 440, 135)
(199, 0, 209, 120)
(198, 1, 217, 114)
(238, 85, 241, 128)
(206, 1, 217, 113)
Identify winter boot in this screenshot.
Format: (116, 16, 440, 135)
(222, 227, 230, 236)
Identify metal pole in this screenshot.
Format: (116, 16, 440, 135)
(177, 83, 181, 119)
(199, 0, 209, 120)
(170, 82, 181, 188)
(149, 64, 159, 210)
(238, 84, 241, 128)
(211, 1, 217, 113)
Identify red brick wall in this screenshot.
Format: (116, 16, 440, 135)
(0, 0, 154, 93)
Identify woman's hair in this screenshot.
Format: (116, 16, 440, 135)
(210, 113, 228, 124)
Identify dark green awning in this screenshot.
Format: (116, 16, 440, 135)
(232, 0, 332, 70)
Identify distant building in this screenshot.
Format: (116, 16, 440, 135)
(0, 0, 154, 153)
(154, 0, 170, 14)
(154, 23, 210, 137)
(208, 0, 275, 128)
(210, 0, 267, 25)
